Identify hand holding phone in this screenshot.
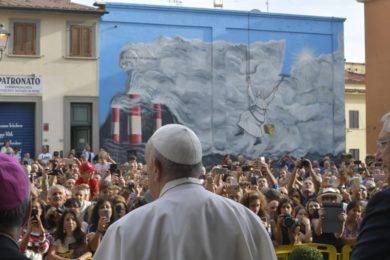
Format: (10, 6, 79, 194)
(99, 208, 110, 218)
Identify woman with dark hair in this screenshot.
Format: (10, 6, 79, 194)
(271, 198, 298, 246)
(87, 199, 117, 253)
(20, 200, 49, 260)
(293, 206, 313, 243)
(341, 200, 363, 245)
(306, 198, 321, 220)
(47, 209, 91, 259)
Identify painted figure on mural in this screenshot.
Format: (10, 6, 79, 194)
(235, 75, 285, 146)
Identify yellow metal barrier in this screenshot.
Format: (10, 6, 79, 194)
(341, 244, 353, 260)
(275, 243, 338, 260)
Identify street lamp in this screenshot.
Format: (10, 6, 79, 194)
(214, 0, 223, 8)
(0, 24, 10, 61)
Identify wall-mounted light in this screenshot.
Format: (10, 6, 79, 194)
(0, 24, 10, 61)
(214, 0, 223, 8)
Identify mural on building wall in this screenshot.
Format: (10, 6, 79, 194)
(100, 34, 345, 163)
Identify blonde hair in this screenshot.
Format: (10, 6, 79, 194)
(72, 184, 90, 196)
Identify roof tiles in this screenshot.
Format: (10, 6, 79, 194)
(0, 0, 104, 14)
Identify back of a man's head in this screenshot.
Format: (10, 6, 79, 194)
(0, 153, 30, 231)
(381, 112, 390, 132)
(148, 124, 203, 178)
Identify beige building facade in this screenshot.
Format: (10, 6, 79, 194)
(345, 62, 366, 161)
(0, 1, 104, 157)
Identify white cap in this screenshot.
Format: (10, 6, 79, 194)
(150, 124, 202, 165)
(317, 187, 343, 203)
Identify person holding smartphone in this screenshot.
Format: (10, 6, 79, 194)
(20, 201, 50, 259)
(312, 188, 345, 251)
(340, 200, 363, 245)
(87, 199, 117, 253)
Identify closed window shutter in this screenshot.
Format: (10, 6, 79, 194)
(13, 22, 37, 55)
(25, 24, 36, 55)
(70, 25, 93, 57)
(81, 27, 92, 57)
(70, 25, 81, 56)
(13, 23, 24, 54)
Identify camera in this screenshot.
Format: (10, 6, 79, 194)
(217, 168, 228, 175)
(301, 158, 310, 168)
(57, 207, 65, 214)
(128, 181, 135, 191)
(342, 153, 353, 160)
(284, 214, 299, 228)
(242, 165, 253, 172)
(311, 209, 320, 219)
(354, 160, 362, 165)
(48, 168, 63, 176)
(222, 165, 232, 170)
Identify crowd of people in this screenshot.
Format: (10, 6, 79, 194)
(0, 116, 389, 259)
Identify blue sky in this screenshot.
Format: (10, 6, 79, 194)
(74, 0, 364, 63)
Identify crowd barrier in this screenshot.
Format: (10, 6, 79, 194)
(341, 244, 353, 260)
(275, 243, 352, 260)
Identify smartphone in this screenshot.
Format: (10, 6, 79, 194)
(250, 176, 257, 185)
(31, 208, 38, 220)
(260, 156, 265, 163)
(64, 158, 74, 166)
(109, 163, 118, 173)
(217, 168, 228, 175)
(99, 208, 109, 218)
(35, 171, 42, 178)
(322, 202, 344, 233)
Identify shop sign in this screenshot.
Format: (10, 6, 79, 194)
(0, 75, 42, 94)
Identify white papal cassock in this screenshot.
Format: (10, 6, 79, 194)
(93, 177, 276, 260)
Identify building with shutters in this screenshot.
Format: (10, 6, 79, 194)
(0, 0, 105, 158)
(345, 62, 366, 161)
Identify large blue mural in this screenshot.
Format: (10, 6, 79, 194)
(99, 3, 345, 163)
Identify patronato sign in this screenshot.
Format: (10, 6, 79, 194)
(0, 75, 42, 94)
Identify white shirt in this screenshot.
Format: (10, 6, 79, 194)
(94, 177, 276, 260)
(94, 162, 110, 177)
(37, 152, 52, 165)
